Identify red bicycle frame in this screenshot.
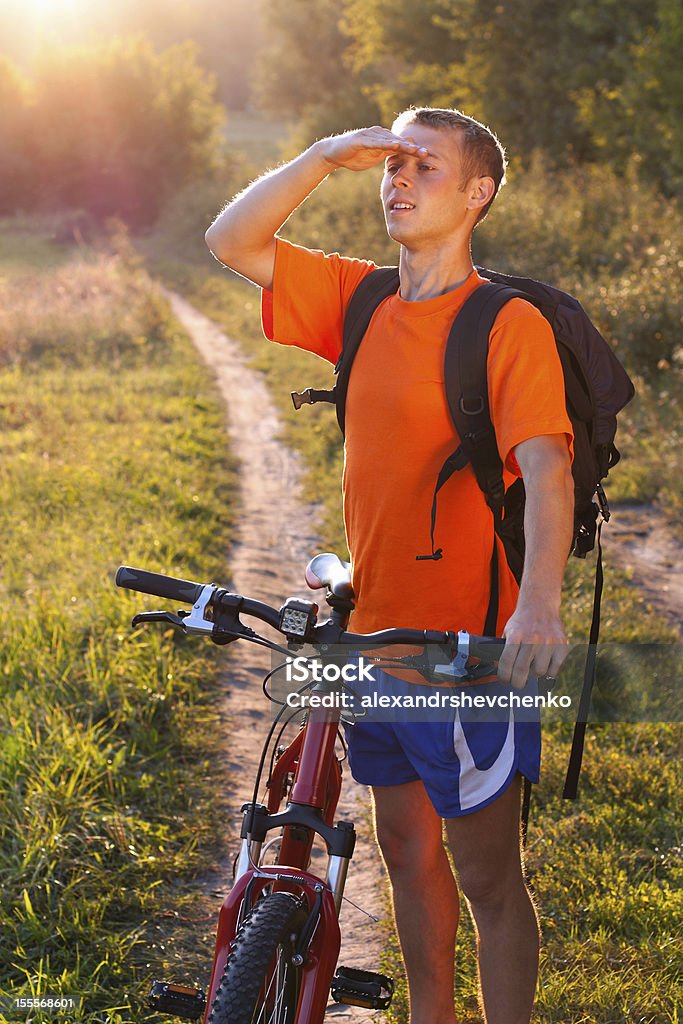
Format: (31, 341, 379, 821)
(203, 703, 347, 1023)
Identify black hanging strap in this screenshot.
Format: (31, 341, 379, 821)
(416, 446, 469, 560)
(563, 518, 604, 799)
(483, 540, 499, 637)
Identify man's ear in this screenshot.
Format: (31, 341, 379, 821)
(466, 175, 495, 214)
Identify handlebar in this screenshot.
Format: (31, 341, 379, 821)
(115, 564, 506, 665)
(115, 565, 205, 606)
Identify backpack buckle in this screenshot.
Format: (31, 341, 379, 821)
(460, 396, 485, 416)
(595, 483, 610, 522)
(291, 388, 314, 409)
(291, 387, 336, 410)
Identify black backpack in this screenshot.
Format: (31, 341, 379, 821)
(292, 265, 635, 803)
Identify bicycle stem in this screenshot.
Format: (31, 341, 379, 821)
(289, 704, 341, 808)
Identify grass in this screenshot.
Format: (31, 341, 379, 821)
(160, 270, 349, 554)
(223, 109, 292, 167)
(0, 213, 77, 275)
(140, 166, 682, 1022)
(0, 221, 238, 1022)
(377, 721, 683, 1024)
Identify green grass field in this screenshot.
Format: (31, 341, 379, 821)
(0, 220, 237, 1022)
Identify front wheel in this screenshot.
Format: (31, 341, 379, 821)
(208, 892, 308, 1024)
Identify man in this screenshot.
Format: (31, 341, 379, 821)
(205, 107, 574, 1024)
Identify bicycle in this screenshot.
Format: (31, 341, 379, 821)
(116, 552, 506, 1024)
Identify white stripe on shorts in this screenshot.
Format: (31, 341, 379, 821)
(452, 706, 516, 811)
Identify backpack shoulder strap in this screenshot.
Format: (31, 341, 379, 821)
(336, 267, 400, 435)
(444, 281, 527, 516)
(418, 282, 530, 634)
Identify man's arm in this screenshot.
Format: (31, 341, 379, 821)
(496, 434, 574, 689)
(204, 128, 429, 290)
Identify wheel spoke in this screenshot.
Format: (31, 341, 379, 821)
(254, 947, 288, 1024)
(272, 951, 288, 1023)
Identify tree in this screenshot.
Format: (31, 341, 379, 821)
(341, 0, 594, 160)
(571, 0, 683, 193)
(0, 59, 33, 213)
(0, 0, 264, 112)
(337, 0, 681, 190)
(253, 0, 380, 149)
(25, 37, 225, 227)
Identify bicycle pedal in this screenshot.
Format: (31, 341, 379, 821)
(331, 966, 394, 1010)
(148, 980, 206, 1020)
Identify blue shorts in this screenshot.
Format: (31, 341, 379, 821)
(343, 666, 541, 818)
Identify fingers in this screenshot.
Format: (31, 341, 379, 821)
(496, 643, 534, 689)
(363, 126, 429, 155)
(320, 126, 431, 172)
(546, 640, 571, 677)
(497, 640, 569, 689)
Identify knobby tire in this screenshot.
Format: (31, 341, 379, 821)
(207, 892, 307, 1024)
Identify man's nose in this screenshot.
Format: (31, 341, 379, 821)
(391, 164, 414, 187)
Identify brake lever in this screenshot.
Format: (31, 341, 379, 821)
(132, 584, 220, 637)
(398, 632, 499, 684)
(131, 610, 189, 630)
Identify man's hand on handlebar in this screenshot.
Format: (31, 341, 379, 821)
(497, 602, 569, 689)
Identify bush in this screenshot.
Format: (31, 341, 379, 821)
(1, 39, 226, 229)
(0, 252, 167, 369)
(139, 173, 245, 274)
(472, 154, 682, 282)
(283, 167, 398, 264)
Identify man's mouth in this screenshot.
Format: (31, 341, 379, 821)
(388, 201, 415, 213)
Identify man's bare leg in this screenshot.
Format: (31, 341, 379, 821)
(445, 775, 540, 1024)
(372, 781, 459, 1024)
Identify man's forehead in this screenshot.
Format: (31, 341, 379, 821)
(394, 123, 462, 161)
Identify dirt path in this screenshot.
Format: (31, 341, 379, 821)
(164, 289, 386, 1022)
(602, 503, 683, 637)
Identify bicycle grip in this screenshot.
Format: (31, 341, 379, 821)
(468, 635, 506, 661)
(116, 565, 206, 605)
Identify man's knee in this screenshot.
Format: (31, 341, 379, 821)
(445, 777, 528, 911)
(455, 856, 526, 913)
(374, 796, 444, 874)
(375, 817, 442, 873)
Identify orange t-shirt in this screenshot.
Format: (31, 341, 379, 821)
(261, 238, 573, 637)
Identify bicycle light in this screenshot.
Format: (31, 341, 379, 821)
(279, 598, 318, 640)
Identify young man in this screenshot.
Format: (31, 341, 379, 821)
(205, 108, 574, 1024)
